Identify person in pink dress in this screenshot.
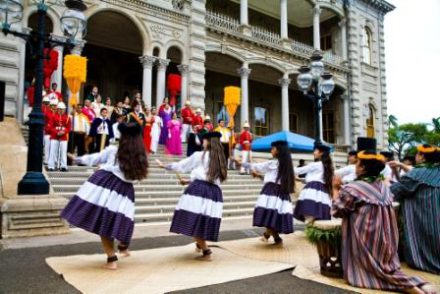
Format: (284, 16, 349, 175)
(166, 112, 182, 155)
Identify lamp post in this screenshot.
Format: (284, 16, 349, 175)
(296, 51, 335, 146)
(0, 0, 87, 195)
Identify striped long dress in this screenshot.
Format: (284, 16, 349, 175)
(390, 166, 440, 274)
(333, 180, 426, 291)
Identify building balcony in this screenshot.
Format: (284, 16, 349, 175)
(206, 11, 346, 70)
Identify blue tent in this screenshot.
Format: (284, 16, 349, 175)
(251, 131, 325, 152)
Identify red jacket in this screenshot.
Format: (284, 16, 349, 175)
(48, 90, 63, 102)
(240, 130, 253, 151)
(49, 113, 71, 141)
(181, 107, 194, 124)
(44, 109, 55, 135)
(192, 115, 203, 128)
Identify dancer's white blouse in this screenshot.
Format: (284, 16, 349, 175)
(335, 164, 357, 183)
(243, 160, 280, 184)
(74, 145, 135, 183)
(166, 151, 221, 186)
(295, 161, 325, 184)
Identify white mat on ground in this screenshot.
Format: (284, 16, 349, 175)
(46, 243, 294, 294)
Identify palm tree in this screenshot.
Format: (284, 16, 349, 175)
(389, 115, 398, 129)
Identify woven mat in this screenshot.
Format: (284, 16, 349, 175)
(218, 232, 440, 294)
(46, 244, 293, 294)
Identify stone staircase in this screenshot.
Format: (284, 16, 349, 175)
(21, 125, 29, 144)
(46, 147, 263, 224)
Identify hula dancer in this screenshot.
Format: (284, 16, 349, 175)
(241, 140, 295, 245)
(293, 143, 334, 223)
(157, 132, 227, 260)
(333, 138, 428, 293)
(61, 123, 148, 270)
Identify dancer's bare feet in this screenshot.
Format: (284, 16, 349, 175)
(196, 249, 213, 262)
(103, 256, 118, 270)
(421, 284, 440, 294)
(403, 286, 425, 294)
(119, 250, 130, 257)
(195, 243, 202, 253)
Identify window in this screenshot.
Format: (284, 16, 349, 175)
(362, 27, 372, 64)
(323, 111, 335, 143)
(254, 107, 269, 136)
(320, 34, 332, 51)
(366, 105, 375, 138)
(289, 113, 298, 133)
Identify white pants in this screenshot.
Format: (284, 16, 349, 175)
(181, 123, 191, 143)
(240, 150, 252, 174)
(44, 134, 51, 164)
(48, 140, 68, 169)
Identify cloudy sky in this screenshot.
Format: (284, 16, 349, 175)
(384, 0, 440, 124)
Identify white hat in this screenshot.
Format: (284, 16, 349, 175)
(57, 102, 66, 109)
(49, 98, 58, 105)
(42, 96, 50, 103)
(185, 100, 191, 106)
(196, 108, 202, 113)
(243, 122, 250, 128)
(204, 115, 211, 120)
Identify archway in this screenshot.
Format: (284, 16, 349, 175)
(83, 10, 143, 102)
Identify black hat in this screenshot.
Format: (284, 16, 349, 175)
(314, 141, 331, 153)
(118, 122, 142, 137)
(357, 137, 377, 153)
(271, 140, 288, 148)
(380, 151, 394, 160)
(202, 131, 222, 140)
(348, 150, 358, 156)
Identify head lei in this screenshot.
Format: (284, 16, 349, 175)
(417, 144, 439, 154)
(357, 151, 385, 162)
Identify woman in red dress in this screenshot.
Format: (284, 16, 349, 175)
(143, 107, 153, 153)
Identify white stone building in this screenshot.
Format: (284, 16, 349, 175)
(0, 0, 394, 149)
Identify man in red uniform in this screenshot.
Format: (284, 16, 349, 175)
(239, 122, 253, 175)
(44, 98, 57, 165)
(48, 102, 71, 171)
(48, 82, 63, 102)
(180, 100, 194, 143)
(192, 108, 203, 131)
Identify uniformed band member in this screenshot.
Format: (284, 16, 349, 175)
(239, 122, 253, 175)
(48, 102, 71, 171)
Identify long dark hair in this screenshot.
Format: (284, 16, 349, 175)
(204, 137, 227, 183)
(117, 123, 148, 180)
(275, 144, 295, 194)
(320, 151, 334, 194)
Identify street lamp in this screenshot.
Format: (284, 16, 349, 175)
(0, 0, 87, 195)
(296, 51, 335, 145)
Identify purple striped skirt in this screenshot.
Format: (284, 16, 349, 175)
(61, 170, 135, 245)
(253, 182, 294, 234)
(170, 180, 223, 242)
(293, 181, 331, 222)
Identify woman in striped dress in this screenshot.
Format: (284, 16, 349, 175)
(333, 147, 427, 293)
(293, 143, 334, 223)
(391, 144, 440, 274)
(61, 123, 148, 270)
(157, 132, 227, 260)
(241, 140, 295, 245)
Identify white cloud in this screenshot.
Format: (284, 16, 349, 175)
(384, 0, 440, 124)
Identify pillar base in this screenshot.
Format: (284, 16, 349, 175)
(281, 38, 292, 49)
(0, 195, 69, 238)
(239, 24, 252, 37)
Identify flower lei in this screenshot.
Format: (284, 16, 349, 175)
(357, 174, 385, 183)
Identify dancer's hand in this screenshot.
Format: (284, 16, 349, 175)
(67, 153, 76, 162)
(251, 171, 264, 180)
(179, 178, 190, 186)
(155, 159, 166, 168)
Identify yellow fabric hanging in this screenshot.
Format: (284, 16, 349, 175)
(63, 55, 87, 107)
(224, 86, 241, 128)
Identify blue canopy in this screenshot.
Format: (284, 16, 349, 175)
(251, 131, 322, 152)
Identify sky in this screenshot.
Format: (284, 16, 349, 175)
(384, 0, 440, 124)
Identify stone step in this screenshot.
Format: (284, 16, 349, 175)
(48, 177, 261, 185)
(135, 208, 255, 223)
(56, 189, 262, 199)
(59, 166, 245, 173)
(135, 201, 257, 214)
(52, 184, 262, 193)
(135, 195, 259, 206)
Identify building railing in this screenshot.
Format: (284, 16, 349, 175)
(206, 10, 346, 68)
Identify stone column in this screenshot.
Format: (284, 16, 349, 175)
(50, 45, 64, 91)
(139, 55, 155, 107)
(342, 95, 351, 145)
(238, 65, 251, 125)
(280, 0, 288, 39)
(239, 0, 251, 36)
(178, 64, 189, 110)
(17, 28, 31, 122)
(339, 19, 348, 60)
(313, 3, 321, 50)
(155, 58, 170, 107)
(279, 74, 291, 131)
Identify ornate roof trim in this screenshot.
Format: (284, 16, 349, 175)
(356, 0, 395, 14)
